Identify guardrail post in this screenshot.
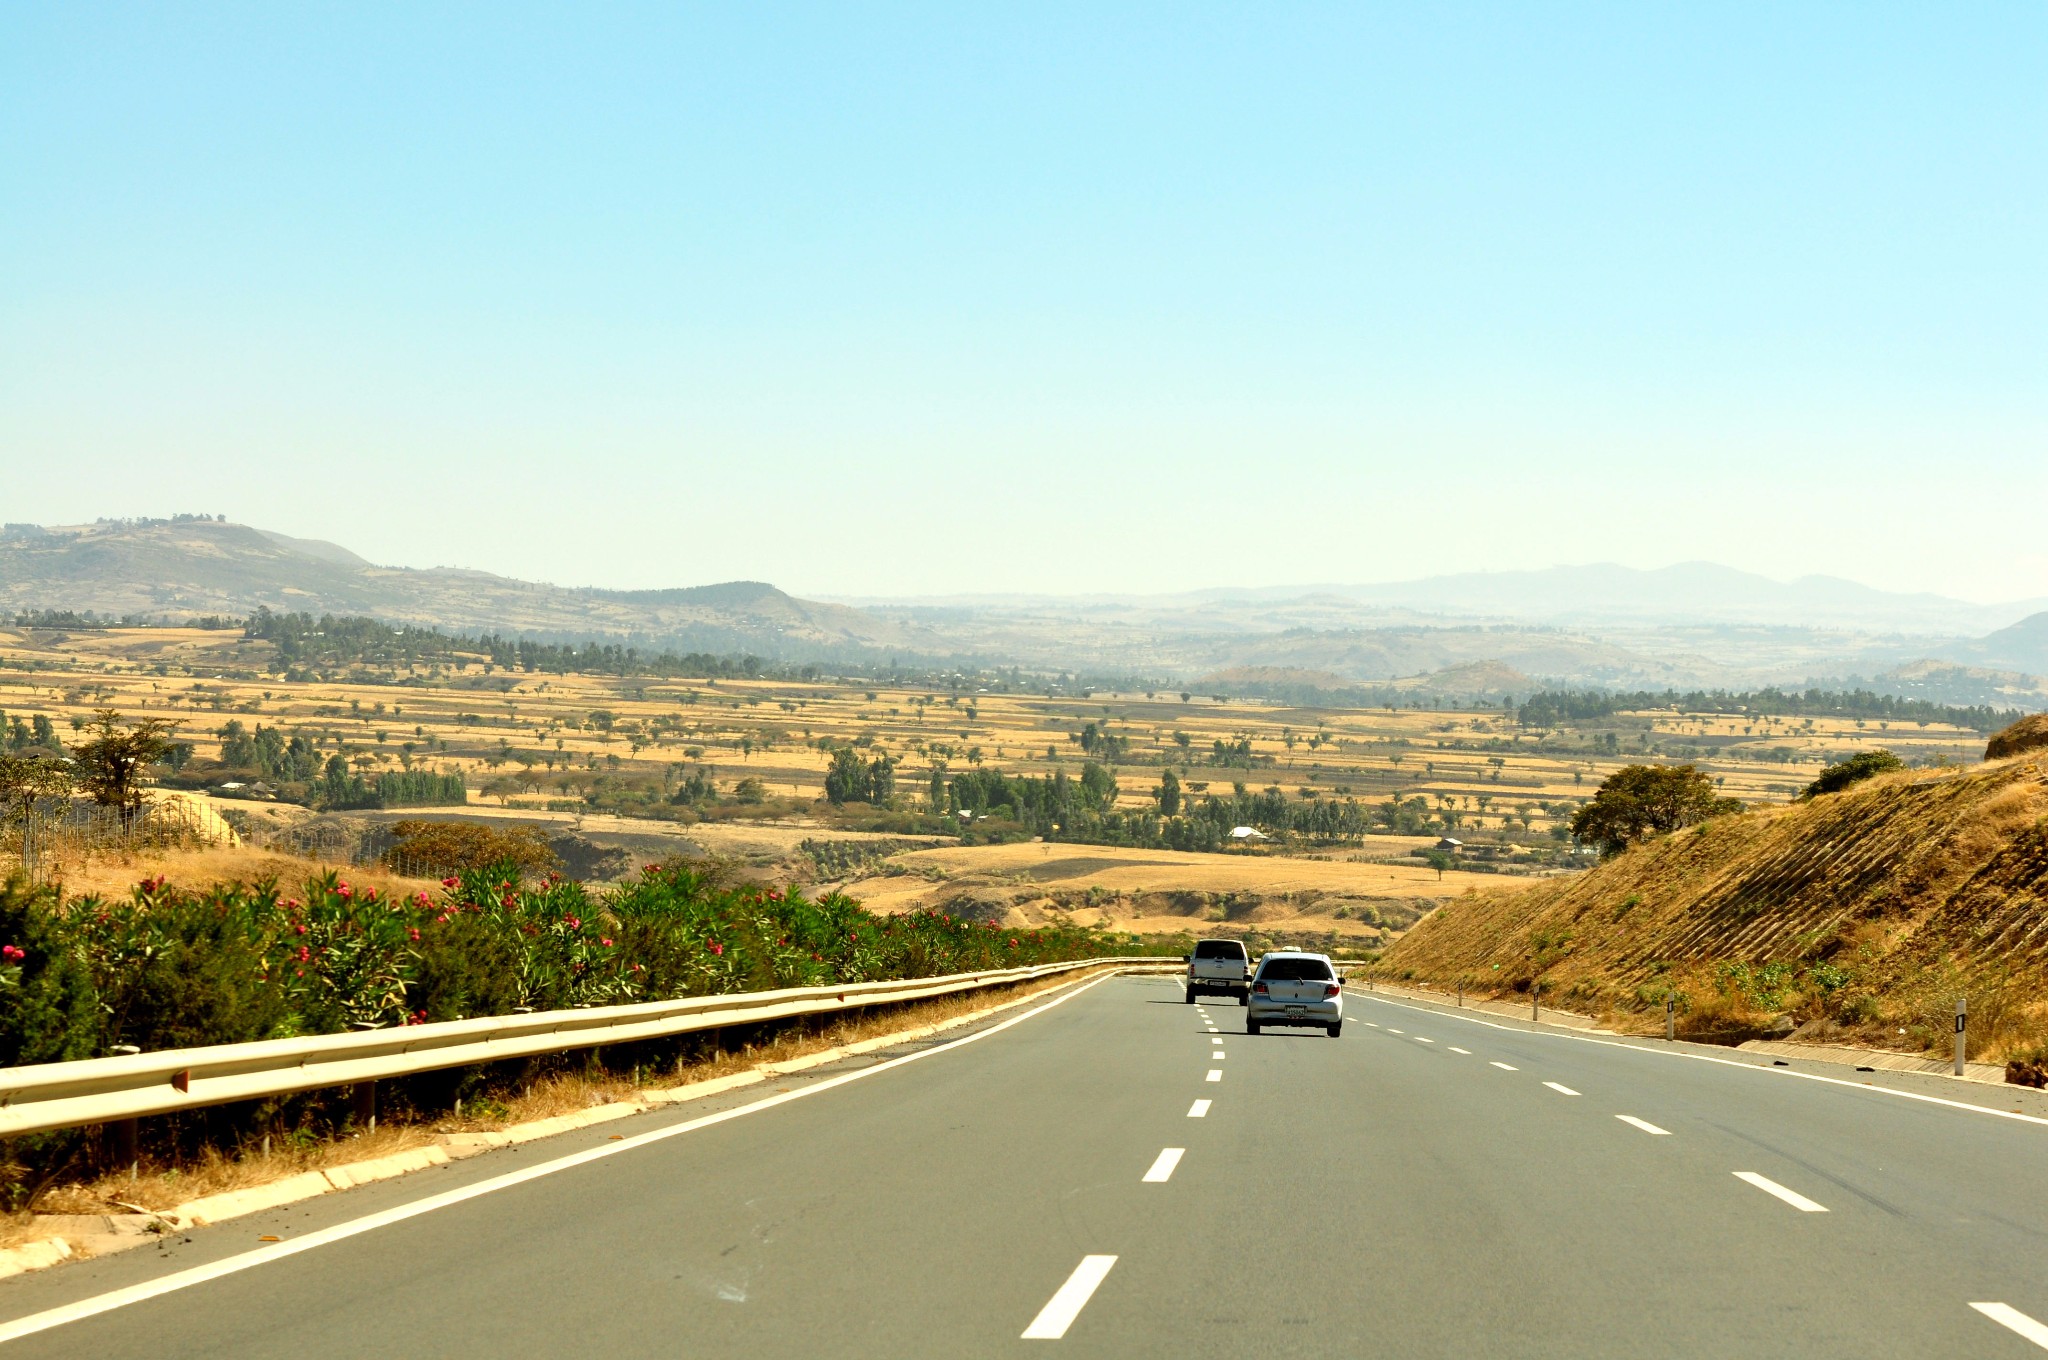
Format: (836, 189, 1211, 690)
(1531, 982, 1539, 1023)
(1665, 993, 1674, 1042)
(1954, 996, 1967, 1076)
(109, 1117, 138, 1178)
(352, 1081, 377, 1133)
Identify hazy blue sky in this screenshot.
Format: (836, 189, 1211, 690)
(4, 4, 2042, 601)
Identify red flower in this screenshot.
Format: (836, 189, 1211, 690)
(708, 942, 724, 956)
(413, 892, 431, 907)
(407, 927, 421, 942)
(364, 887, 378, 903)
(436, 912, 450, 924)
(643, 863, 660, 874)
(336, 884, 353, 900)
(441, 877, 460, 889)
(295, 945, 311, 963)
(1, 945, 24, 962)
(600, 937, 614, 948)
(293, 923, 308, 936)
(564, 916, 581, 930)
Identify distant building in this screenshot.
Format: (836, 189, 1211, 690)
(1435, 836, 1464, 851)
(1228, 826, 1269, 842)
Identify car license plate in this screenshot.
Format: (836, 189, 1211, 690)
(1285, 1005, 1306, 1013)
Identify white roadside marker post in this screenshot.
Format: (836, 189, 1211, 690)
(1665, 993, 1674, 1042)
(1955, 996, 1967, 1077)
(1531, 981, 1539, 1023)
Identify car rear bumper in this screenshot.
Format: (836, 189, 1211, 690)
(1247, 998, 1342, 1025)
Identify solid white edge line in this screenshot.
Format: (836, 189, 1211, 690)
(1616, 1115, 1671, 1136)
(1345, 988, 2048, 1129)
(1187, 1099, 1211, 1118)
(1142, 1147, 1185, 1183)
(1971, 1302, 2048, 1350)
(0, 968, 1136, 1347)
(1021, 1255, 1118, 1340)
(1543, 1082, 1580, 1096)
(1734, 1171, 1829, 1212)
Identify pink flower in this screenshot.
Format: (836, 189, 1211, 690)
(364, 888, 378, 903)
(293, 923, 307, 936)
(708, 941, 724, 956)
(600, 937, 614, 948)
(413, 892, 431, 907)
(407, 927, 421, 942)
(1, 945, 24, 962)
(435, 912, 450, 924)
(441, 877, 459, 889)
(563, 916, 581, 930)
(295, 945, 311, 963)
(336, 884, 353, 900)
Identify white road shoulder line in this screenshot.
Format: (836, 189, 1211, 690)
(1022, 1255, 1118, 1340)
(0, 969, 1132, 1347)
(1345, 990, 2048, 1129)
(1971, 1302, 2048, 1351)
(1543, 1081, 1580, 1096)
(1734, 1171, 1828, 1212)
(1616, 1115, 1671, 1135)
(1187, 1099, 1211, 1118)
(1448, 1047, 1471, 1054)
(1490, 1061, 1519, 1071)
(1143, 1148, 1185, 1183)
(1205, 1069, 1222, 1083)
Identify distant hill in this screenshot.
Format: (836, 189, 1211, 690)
(0, 519, 925, 657)
(1953, 610, 2048, 675)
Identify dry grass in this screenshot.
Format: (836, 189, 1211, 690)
(34, 843, 445, 904)
(1379, 755, 2048, 1059)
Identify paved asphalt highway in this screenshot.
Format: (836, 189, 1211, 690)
(3, 972, 2048, 1357)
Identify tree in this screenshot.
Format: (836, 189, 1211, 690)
(1156, 767, 1182, 816)
(0, 755, 73, 874)
(1570, 764, 1743, 857)
(70, 710, 180, 812)
(1800, 749, 1904, 800)
(1421, 848, 1454, 880)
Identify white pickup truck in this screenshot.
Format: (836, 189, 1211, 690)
(1184, 938, 1252, 1004)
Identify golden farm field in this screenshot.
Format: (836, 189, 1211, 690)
(0, 623, 1994, 876)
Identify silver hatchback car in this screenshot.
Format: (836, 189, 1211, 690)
(1245, 951, 1343, 1037)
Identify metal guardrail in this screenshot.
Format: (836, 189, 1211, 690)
(0, 957, 1178, 1138)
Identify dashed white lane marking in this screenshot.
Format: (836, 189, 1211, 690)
(1211, 1052, 1226, 1061)
(1022, 1255, 1118, 1340)
(1143, 1148, 1186, 1183)
(1188, 1099, 1211, 1118)
(1543, 1082, 1580, 1096)
(1347, 991, 2048, 1129)
(1971, 1303, 2048, 1350)
(1449, 1047, 1471, 1054)
(1365, 1022, 1380, 1028)
(1211, 1037, 1223, 1045)
(1415, 1037, 1434, 1044)
(1734, 1171, 1829, 1212)
(1205, 1069, 1222, 1083)
(1616, 1115, 1671, 1135)
(1490, 1061, 1519, 1071)
(1387, 1028, 1405, 1035)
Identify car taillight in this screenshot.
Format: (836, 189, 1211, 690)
(1253, 981, 1268, 995)
(1323, 984, 1341, 998)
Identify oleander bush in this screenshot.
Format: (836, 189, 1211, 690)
(0, 859, 1114, 1063)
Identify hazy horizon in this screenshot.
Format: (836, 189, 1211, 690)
(5, 5, 2042, 602)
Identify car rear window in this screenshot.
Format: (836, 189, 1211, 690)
(1259, 958, 1333, 981)
(1193, 941, 1246, 959)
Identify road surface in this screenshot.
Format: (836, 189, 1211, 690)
(2, 973, 2046, 1357)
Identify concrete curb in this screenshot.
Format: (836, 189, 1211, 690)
(0, 963, 1134, 1280)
